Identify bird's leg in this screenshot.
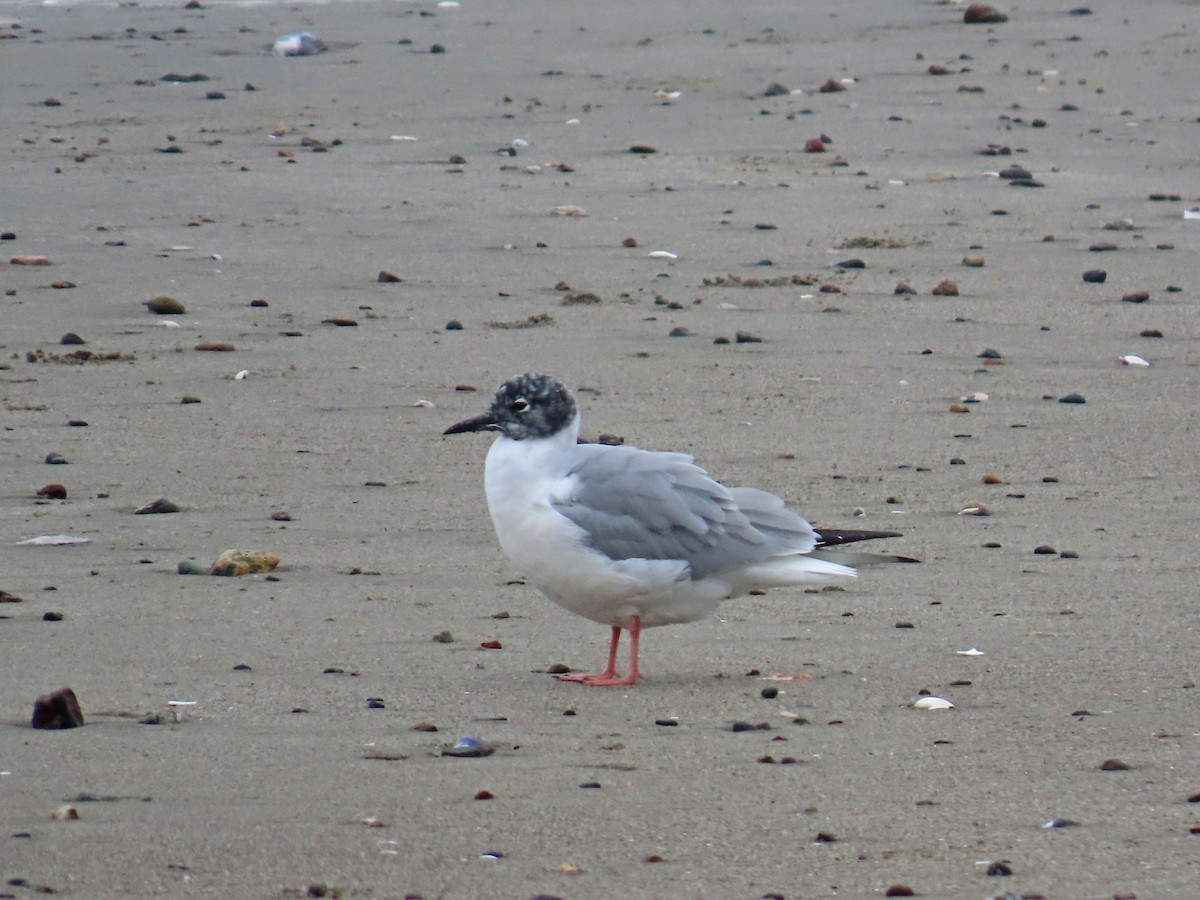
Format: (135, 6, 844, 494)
(556, 618, 643, 687)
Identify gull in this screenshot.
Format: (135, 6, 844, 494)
(444, 374, 912, 687)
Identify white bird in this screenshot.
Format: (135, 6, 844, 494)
(444, 374, 911, 686)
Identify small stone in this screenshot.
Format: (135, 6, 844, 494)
(442, 736, 494, 757)
(45, 452, 68, 465)
(445, 320, 463, 330)
(32, 687, 84, 729)
(36, 483, 67, 499)
(817, 79, 845, 93)
(1139, 328, 1163, 338)
(762, 82, 790, 97)
(60, 332, 85, 345)
(835, 258, 865, 269)
(621, 237, 638, 248)
(1082, 269, 1107, 283)
(735, 331, 762, 344)
(931, 279, 959, 296)
(205, 91, 225, 100)
(1089, 242, 1118, 252)
(963, 3, 1008, 24)
(1058, 392, 1086, 404)
(985, 861, 1014, 876)
(1033, 544, 1058, 555)
(194, 343, 235, 352)
(977, 348, 1003, 359)
(10, 255, 53, 266)
(271, 509, 292, 521)
(146, 295, 186, 314)
(52, 805, 80, 821)
(959, 501, 991, 516)
(1060, 550, 1079, 559)
(803, 138, 826, 153)
(962, 257, 985, 267)
(668, 326, 690, 337)
(43, 611, 64, 621)
(210, 549, 280, 576)
(628, 144, 657, 154)
(894, 282, 916, 295)
(1121, 291, 1150, 303)
(321, 318, 358, 327)
(1099, 758, 1131, 771)
(180, 395, 201, 404)
(377, 270, 402, 283)
(177, 560, 208, 575)
(884, 886, 915, 898)
(135, 497, 179, 514)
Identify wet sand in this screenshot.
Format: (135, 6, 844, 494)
(2, 1, 1198, 897)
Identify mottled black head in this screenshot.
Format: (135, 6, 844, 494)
(443, 373, 578, 441)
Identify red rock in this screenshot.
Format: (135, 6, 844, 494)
(817, 79, 846, 93)
(804, 138, 826, 153)
(194, 342, 235, 351)
(931, 279, 960, 296)
(32, 687, 84, 729)
(36, 483, 67, 500)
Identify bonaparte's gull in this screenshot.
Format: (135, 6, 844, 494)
(445, 374, 911, 686)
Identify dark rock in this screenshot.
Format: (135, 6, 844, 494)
(963, 3, 1008, 23)
(1081, 269, 1106, 283)
(32, 687, 84, 729)
(1058, 392, 1086, 404)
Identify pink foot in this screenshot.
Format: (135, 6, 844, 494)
(556, 619, 644, 687)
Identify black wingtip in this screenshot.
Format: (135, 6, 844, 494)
(813, 527, 904, 548)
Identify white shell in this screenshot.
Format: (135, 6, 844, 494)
(1119, 355, 1150, 367)
(956, 648, 985, 657)
(913, 696, 954, 710)
(18, 534, 90, 546)
(647, 250, 678, 259)
(412, 399, 435, 408)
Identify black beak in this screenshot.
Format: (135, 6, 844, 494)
(443, 411, 500, 436)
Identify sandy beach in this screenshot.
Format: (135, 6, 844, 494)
(2, 0, 1198, 897)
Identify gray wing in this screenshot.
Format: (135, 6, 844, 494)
(553, 444, 818, 579)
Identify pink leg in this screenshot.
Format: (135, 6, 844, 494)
(557, 618, 644, 687)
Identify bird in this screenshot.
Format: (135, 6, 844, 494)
(444, 374, 912, 687)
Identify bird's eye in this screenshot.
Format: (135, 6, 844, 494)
(511, 398, 529, 413)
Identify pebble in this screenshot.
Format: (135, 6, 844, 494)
(52, 805, 80, 821)
(1099, 758, 1131, 771)
(36, 483, 67, 500)
(1058, 392, 1086, 404)
(45, 452, 68, 465)
(177, 560, 208, 575)
(146, 295, 186, 314)
(135, 497, 179, 514)
(32, 687, 84, 729)
(1121, 291, 1150, 303)
(1033, 544, 1057, 555)
(60, 332, 85, 345)
(377, 270, 402, 283)
(963, 4, 1008, 24)
(1082, 269, 1106, 283)
(194, 342, 235, 351)
(210, 549, 280, 576)
(894, 282, 916, 295)
(959, 501, 991, 516)
(10, 255, 53, 266)
(931, 279, 959, 296)
(442, 736, 494, 758)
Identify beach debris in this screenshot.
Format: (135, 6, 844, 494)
(549, 205, 587, 217)
(647, 250, 678, 260)
(1119, 354, 1150, 367)
(52, 805, 80, 821)
(32, 687, 84, 729)
(135, 497, 179, 515)
(958, 501, 992, 517)
(35, 483, 67, 500)
(178, 560, 208, 575)
(1184, 208, 1200, 220)
(1043, 817, 1080, 828)
(1140, 328, 1164, 338)
(964, 4, 1008, 24)
(442, 736, 494, 758)
(1058, 392, 1086, 404)
(18, 534, 89, 546)
(913, 696, 954, 711)
(273, 32, 327, 57)
(10, 255, 53, 266)
(377, 270, 402, 283)
(146, 295, 185, 314)
(45, 452, 68, 465)
(210, 549, 280, 577)
(931, 279, 959, 296)
(956, 648, 985, 657)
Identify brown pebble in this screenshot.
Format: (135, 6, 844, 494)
(10, 255, 53, 266)
(817, 79, 846, 93)
(480, 639, 502, 650)
(949, 404, 970, 414)
(146, 295, 186, 314)
(271, 510, 292, 521)
(1100, 758, 1131, 771)
(1139, 328, 1163, 338)
(962, 257, 986, 267)
(1121, 291, 1150, 303)
(628, 144, 657, 154)
(928, 64, 952, 76)
(931, 279, 959, 296)
(884, 886, 915, 898)
(377, 271, 402, 283)
(321, 318, 358, 327)
(194, 342, 235, 352)
(963, 3, 1008, 24)
(32, 687, 84, 730)
(50, 281, 75, 289)
(981, 474, 1005, 484)
(36, 483, 67, 499)
(180, 395, 201, 404)
(1089, 242, 1118, 252)
(621, 237, 638, 248)
(1033, 544, 1057, 555)
(249, 298, 269, 307)
(210, 549, 281, 577)
(894, 282, 916, 295)
(803, 138, 826, 153)
(819, 283, 842, 293)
